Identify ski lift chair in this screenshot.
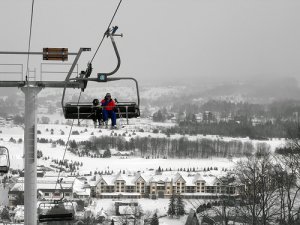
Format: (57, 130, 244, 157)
(38, 181, 75, 222)
(63, 77, 140, 121)
(38, 201, 75, 222)
(61, 26, 140, 125)
(0, 146, 10, 173)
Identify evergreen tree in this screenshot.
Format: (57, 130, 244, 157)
(15, 192, 24, 205)
(103, 149, 111, 158)
(1, 207, 10, 221)
(153, 110, 166, 122)
(150, 212, 159, 225)
(176, 194, 185, 216)
(69, 140, 77, 149)
(157, 166, 161, 172)
(168, 194, 176, 217)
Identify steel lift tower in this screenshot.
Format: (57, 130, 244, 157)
(0, 48, 90, 225)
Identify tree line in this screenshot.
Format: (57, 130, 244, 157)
(172, 99, 300, 120)
(167, 120, 294, 138)
(68, 135, 265, 159)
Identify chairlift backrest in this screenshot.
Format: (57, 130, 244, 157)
(0, 146, 10, 173)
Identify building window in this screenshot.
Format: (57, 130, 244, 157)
(53, 192, 60, 197)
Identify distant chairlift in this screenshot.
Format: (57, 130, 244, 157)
(38, 181, 75, 222)
(61, 26, 140, 125)
(0, 146, 10, 173)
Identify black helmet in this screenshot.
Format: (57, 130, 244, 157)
(92, 99, 99, 106)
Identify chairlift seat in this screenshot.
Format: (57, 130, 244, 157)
(38, 202, 75, 222)
(63, 101, 140, 120)
(0, 166, 9, 173)
(39, 212, 74, 222)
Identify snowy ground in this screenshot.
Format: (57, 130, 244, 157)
(0, 121, 286, 171)
(0, 120, 288, 224)
(3, 141, 236, 172)
(93, 198, 202, 216)
(91, 198, 196, 225)
(160, 216, 188, 225)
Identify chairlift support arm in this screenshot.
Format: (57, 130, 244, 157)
(103, 33, 121, 76)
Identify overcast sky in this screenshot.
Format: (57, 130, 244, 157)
(0, 0, 300, 86)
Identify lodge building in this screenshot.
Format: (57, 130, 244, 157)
(8, 171, 240, 207)
(89, 172, 239, 199)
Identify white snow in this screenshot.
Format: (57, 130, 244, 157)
(0, 122, 287, 172)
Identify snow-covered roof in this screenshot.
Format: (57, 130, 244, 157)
(185, 176, 196, 186)
(173, 173, 183, 183)
(10, 183, 24, 192)
(202, 175, 221, 186)
(93, 173, 144, 186)
(73, 178, 91, 196)
(17, 175, 76, 184)
(9, 182, 73, 192)
(148, 174, 173, 183)
(88, 171, 227, 188)
(37, 183, 73, 190)
(193, 173, 205, 182)
(75, 191, 90, 196)
(99, 175, 116, 186)
(10, 176, 75, 193)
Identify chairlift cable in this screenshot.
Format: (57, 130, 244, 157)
(25, 0, 35, 82)
(53, 91, 82, 194)
(55, 0, 123, 191)
(90, 0, 123, 63)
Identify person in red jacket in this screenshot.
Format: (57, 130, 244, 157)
(101, 93, 117, 128)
